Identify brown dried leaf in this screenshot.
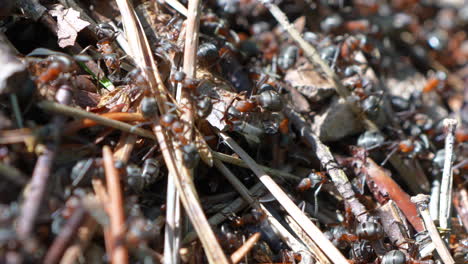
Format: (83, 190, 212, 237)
(363, 158, 425, 232)
(97, 85, 141, 111)
(49, 5, 90, 48)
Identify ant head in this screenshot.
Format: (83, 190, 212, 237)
(96, 23, 118, 41)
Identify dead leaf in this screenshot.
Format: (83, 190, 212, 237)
(49, 5, 90, 48)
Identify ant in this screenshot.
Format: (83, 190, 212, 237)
(227, 208, 266, 228)
(296, 171, 328, 216)
(80, 23, 122, 80)
(350, 240, 376, 263)
(381, 249, 434, 264)
(169, 70, 213, 120)
(36, 55, 74, 86)
(422, 71, 446, 94)
(340, 34, 374, 60)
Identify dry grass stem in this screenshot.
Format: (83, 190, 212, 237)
(219, 132, 348, 263)
(215, 159, 315, 260)
(164, 0, 188, 16)
(183, 182, 265, 243)
(439, 119, 458, 232)
(114, 0, 229, 262)
(412, 195, 455, 264)
(213, 151, 300, 181)
(285, 215, 331, 264)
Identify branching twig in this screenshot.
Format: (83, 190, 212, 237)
(285, 107, 368, 222)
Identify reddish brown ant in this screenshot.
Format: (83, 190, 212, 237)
(36, 56, 74, 85)
(80, 23, 121, 78)
(340, 35, 374, 60)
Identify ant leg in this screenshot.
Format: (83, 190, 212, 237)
(129, 121, 153, 133)
(79, 45, 95, 54)
(72, 158, 94, 186)
(298, 200, 306, 213)
(331, 42, 341, 71)
(381, 146, 398, 166)
(313, 183, 323, 217)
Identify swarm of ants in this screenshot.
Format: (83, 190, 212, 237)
(0, 0, 467, 263)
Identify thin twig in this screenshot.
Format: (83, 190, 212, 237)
(17, 85, 72, 244)
(17, 149, 56, 241)
(214, 159, 315, 260)
(213, 151, 300, 181)
(230, 232, 261, 264)
(65, 112, 146, 133)
(60, 215, 98, 264)
(103, 146, 128, 264)
(439, 119, 457, 234)
(91, 179, 113, 257)
(38, 101, 156, 140)
(218, 131, 348, 264)
(412, 195, 455, 264)
(43, 207, 87, 264)
(0, 162, 29, 186)
(183, 181, 265, 243)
